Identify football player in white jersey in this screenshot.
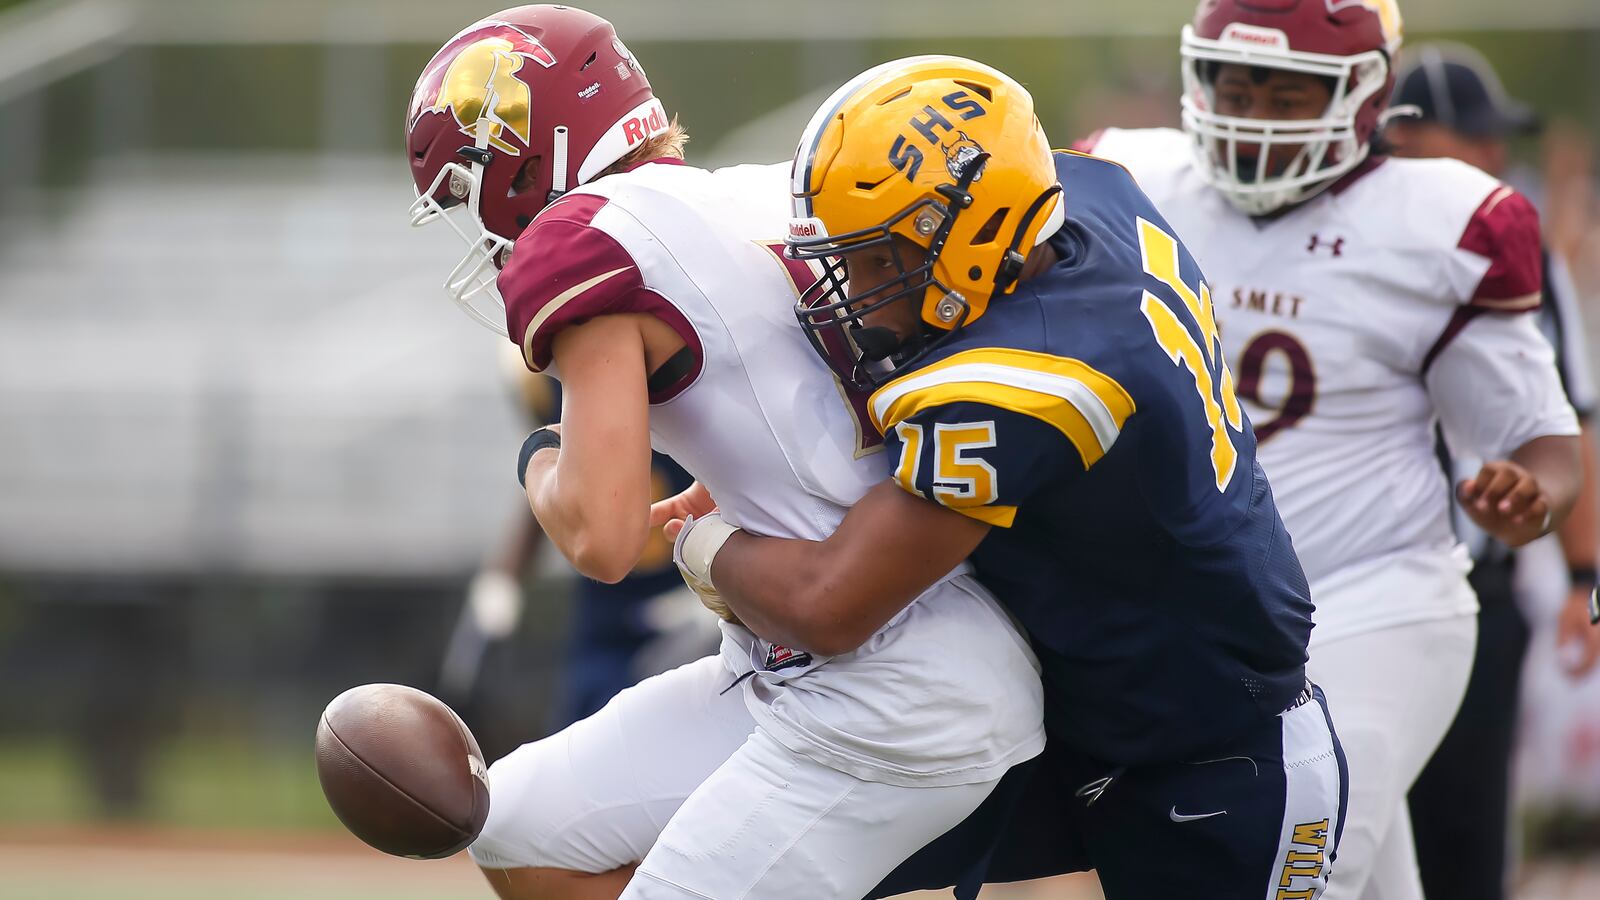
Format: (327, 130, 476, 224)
(1082, 1, 1583, 898)
(405, 7, 1043, 900)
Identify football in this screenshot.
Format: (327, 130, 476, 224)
(315, 683, 490, 859)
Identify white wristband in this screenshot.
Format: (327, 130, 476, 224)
(673, 512, 739, 594)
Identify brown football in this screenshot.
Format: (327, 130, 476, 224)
(315, 683, 490, 859)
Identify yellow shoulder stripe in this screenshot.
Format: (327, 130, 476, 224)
(954, 502, 1018, 528)
(888, 478, 1018, 528)
(870, 348, 1135, 469)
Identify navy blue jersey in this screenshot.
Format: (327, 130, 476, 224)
(870, 151, 1314, 765)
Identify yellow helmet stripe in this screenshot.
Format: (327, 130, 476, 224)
(790, 55, 973, 217)
(792, 60, 903, 216)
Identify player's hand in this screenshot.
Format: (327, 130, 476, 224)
(1556, 584, 1600, 678)
(672, 512, 742, 626)
(1457, 460, 1552, 547)
(651, 481, 718, 538)
(467, 570, 523, 639)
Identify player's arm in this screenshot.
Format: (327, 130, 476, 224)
(522, 314, 657, 583)
(681, 399, 1089, 656)
(705, 481, 989, 656)
(1454, 435, 1583, 548)
(1541, 253, 1600, 673)
(501, 204, 700, 584)
(464, 503, 546, 638)
(1555, 422, 1600, 675)
(1429, 187, 1582, 546)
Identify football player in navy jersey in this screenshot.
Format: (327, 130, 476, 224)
(664, 56, 1348, 898)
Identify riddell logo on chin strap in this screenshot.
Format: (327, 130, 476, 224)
(623, 106, 669, 145)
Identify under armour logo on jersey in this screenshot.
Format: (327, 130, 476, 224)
(1306, 234, 1345, 257)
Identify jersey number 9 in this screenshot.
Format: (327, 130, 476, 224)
(1234, 330, 1316, 444)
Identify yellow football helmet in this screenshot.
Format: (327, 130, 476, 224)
(787, 56, 1064, 389)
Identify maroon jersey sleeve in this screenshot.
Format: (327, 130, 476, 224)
(498, 193, 702, 401)
(1458, 185, 1542, 312)
(1422, 185, 1546, 373)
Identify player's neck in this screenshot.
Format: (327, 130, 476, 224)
(1018, 242, 1060, 282)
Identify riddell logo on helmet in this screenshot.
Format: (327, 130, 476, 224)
(622, 105, 669, 145)
(1218, 23, 1289, 50)
(789, 218, 827, 239)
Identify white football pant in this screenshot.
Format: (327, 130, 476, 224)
(1309, 614, 1477, 900)
(470, 655, 999, 899)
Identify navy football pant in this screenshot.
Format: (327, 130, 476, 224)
(870, 685, 1348, 900)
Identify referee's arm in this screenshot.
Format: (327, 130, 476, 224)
(1544, 249, 1600, 673)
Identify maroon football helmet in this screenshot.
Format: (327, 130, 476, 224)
(406, 5, 670, 333)
(1180, 0, 1404, 214)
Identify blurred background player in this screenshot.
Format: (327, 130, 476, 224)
(438, 347, 713, 759)
(1084, 0, 1584, 897)
(1386, 43, 1600, 900)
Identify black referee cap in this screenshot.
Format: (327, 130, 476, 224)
(1391, 43, 1541, 138)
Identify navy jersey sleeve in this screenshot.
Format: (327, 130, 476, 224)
(869, 348, 1137, 527)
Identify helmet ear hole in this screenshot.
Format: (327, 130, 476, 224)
(971, 207, 1009, 245)
(509, 157, 542, 198)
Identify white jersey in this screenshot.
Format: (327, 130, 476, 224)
(1090, 128, 1579, 644)
(498, 159, 1043, 784)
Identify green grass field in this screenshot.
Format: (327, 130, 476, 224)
(0, 737, 334, 830)
(0, 738, 1593, 899)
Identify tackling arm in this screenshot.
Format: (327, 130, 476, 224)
(705, 480, 989, 657)
(681, 397, 1078, 655)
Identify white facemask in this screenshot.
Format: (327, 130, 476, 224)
(1179, 24, 1389, 216)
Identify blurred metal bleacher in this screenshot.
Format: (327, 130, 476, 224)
(0, 153, 525, 576)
